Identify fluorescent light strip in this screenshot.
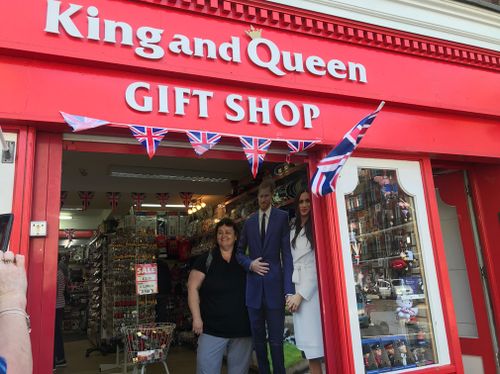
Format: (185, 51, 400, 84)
(110, 171, 228, 183)
(141, 203, 186, 208)
(59, 215, 73, 220)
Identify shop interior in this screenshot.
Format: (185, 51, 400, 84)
(56, 147, 308, 374)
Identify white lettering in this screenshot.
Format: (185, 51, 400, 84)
(225, 95, 245, 122)
(158, 85, 169, 114)
(192, 90, 214, 118)
(348, 62, 367, 83)
(194, 38, 217, 59)
(45, 0, 83, 38)
(282, 52, 304, 73)
(305, 56, 326, 76)
(248, 97, 271, 125)
(327, 59, 347, 79)
(169, 34, 193, 56)
(274, 101, 300, 127)
(125, 82, 152, 112)
(174, 88, 191, 115)
(104, 20, 134, 46)
(303, 104, 320, 129)
(219, 37, 241, 63)
(247, 38, 285, 76)
(86, 6, 99, 41)
(136, 27, 164, 59)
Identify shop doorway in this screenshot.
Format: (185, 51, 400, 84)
(433, 169, 498, 374)
(55, 141, 311, 374)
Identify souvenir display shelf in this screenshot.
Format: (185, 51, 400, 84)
(102, 233, 158, 341)
(86, 234, 105, 353)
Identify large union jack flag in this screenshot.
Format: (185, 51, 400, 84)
(60, 112, 109, 132)
(186, 131, 222, 156)
(239, 136, 272, 178)
(311, 102, 385, 196)
(129, 125, 169, 159)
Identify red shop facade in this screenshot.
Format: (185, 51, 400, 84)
(1, 0, 499, 373)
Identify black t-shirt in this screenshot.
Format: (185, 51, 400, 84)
(193, 248, 251, 338)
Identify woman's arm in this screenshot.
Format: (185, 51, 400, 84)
(187, 269, 205, 335)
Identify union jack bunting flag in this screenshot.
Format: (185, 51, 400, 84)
(78, 191, 94, 210)
(286, 140, 318, 154)
(186, 131, 222, 156)
(131, 193, 146, 210)
(311, 102, 385, 196)
(129, 125, 169, 159)
(60, 112, 109, 132)
(106, 192, 120, 211)
(156, 193, 170, 208)
(239, 136, 272, 178)
(179, 192, 193, 208)
(60, 191, 68, 208)
(64, 229, 75, 241)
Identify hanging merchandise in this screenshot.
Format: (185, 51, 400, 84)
(60, 191, 68, 208)
(156, 193, 170, 208)
(129, 125, 169, 159)
(60, 112, 110, 132)
(186, 131, 222, 156)
(132, 193, 146, 210)
(78, 191, 94, 210)
(179, 192, 193, 209)
(239, 136, 272, 178)
(311, 101, 385, 196)
(106, 192, 121, 211)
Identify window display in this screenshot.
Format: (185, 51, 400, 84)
(336, 158, 449, 373)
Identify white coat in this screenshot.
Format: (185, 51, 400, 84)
(290, 226, 324, 359)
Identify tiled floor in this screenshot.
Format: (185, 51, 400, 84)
(55, 339, 199, 374)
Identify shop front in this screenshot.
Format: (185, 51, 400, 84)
(0, 0, 499, 373)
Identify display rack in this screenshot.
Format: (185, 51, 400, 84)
(63, 246, 88, 336)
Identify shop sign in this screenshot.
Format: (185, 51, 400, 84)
(44, 0, 367, 83)
(135, 263, 158, 295)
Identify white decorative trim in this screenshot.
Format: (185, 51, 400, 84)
(265, 0, 500, 51)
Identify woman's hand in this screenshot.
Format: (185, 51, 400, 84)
(192, 317, 203, 335)
(286, 293, 303, 313)
(0, 251, 27, 310)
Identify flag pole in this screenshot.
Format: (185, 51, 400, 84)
(376, 101, 386, 112)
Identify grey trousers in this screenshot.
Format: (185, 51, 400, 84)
(196, 333, 253, 374)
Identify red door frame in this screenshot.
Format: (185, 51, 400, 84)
(18, 134, 465, 374)
(434, 170, 497, 372)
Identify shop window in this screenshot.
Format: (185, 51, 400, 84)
(335, 158, 450, 373)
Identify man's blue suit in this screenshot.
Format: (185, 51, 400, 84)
(236, 207, 294, 374)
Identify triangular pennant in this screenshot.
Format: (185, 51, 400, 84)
(239, 136, 272, 178)
(156, 193, 170, 208)
(60, 112, 109, 132)
(131, 192, 146, 210)
(179, 192, 193, 208)
(78, 191, 94, 211)
(286, 140, 318, 154)
(106, 192, 121, 211)
(186, 131, 222, 156)
(129, 125, 168, 159)
(60, 191, 68, 208)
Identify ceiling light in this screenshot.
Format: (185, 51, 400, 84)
(196, 203, 202, 210)
(61, 207, 83, 211)
(110, 171, 228, 183)
(188, 208, 193, 214)
(201, 202, 207, 208)
(59, 215, 73, 220)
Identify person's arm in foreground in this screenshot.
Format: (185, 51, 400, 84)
(0, 250, 32, 374)
(187, 269, 206, 335)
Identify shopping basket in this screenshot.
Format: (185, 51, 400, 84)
(123, 323, 176, 374)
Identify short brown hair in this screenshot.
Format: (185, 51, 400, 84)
(258, 178, 275, 193)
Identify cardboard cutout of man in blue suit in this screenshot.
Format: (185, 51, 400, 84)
(236, 179, 294, 374)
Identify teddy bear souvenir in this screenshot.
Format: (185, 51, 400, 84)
(395, 297, 418, 323)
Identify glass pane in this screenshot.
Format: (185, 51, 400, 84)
(345, 168, 437, 372)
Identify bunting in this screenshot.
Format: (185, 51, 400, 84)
(156, 193, 170, 208)
(129, 125, 169, 159)
(78, 191, 94, 211)
(186, 131, 222, 156)
(131, 192, 146, 210)
(60, 191, 68, 208)
(311, 102, 385, 196)
(179, 192, 193, 208)
(106, 192, 121, 211)
(239, 136, 272, 178)
(60, 112, 109, 132)
(286, 140, 318, 154)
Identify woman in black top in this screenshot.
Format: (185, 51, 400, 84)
(188, 218, 252, 374)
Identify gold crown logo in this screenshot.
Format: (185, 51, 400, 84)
(246, 25, 262, 39)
